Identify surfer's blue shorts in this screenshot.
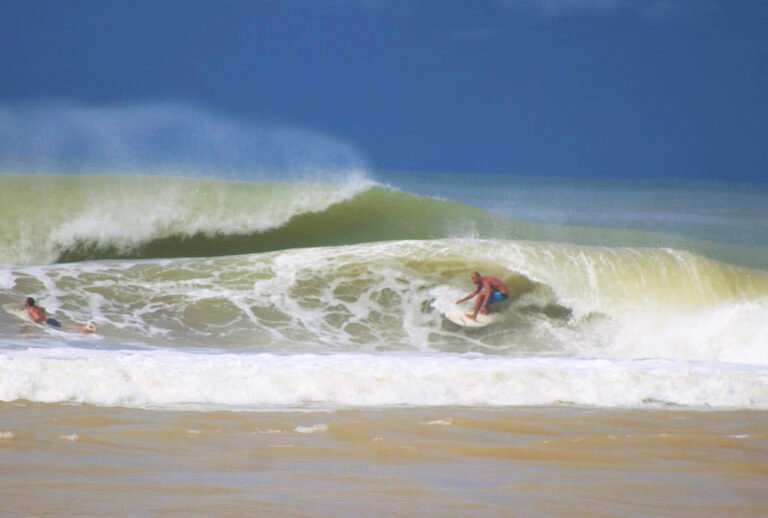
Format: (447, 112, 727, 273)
(488, 290, 508, 305)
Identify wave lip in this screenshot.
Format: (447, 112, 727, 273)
(1, 349, 766, 411)
(0, 173, 374, 265)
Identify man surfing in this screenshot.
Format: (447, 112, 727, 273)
(24, 297, 96, 333)
(455, 272, 509, 321)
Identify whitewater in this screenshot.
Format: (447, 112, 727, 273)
(1, 171, 767, 411)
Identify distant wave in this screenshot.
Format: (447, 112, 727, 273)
(0, 172, 550, 264)
(1, 172, 758, 266)
(0, 173, 375, 264)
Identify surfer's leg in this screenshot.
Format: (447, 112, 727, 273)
(474, 292, 489, 315)
(78, 323, 97, 333)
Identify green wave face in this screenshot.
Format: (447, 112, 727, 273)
(2, 173, 765, 269)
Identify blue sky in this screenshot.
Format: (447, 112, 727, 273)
(1, 0, 766, 181)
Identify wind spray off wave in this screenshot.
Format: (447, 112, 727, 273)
(0, 102, 370, 176)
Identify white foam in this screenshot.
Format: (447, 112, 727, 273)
(420, 419, 452, 426)
(601, 299, 768, 365)
(0, 348, 766, 411)
(295, 424, 328, 434)
(0, 269, 15, 289)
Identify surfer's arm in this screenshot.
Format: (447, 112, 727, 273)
(456, 287, 480, 304)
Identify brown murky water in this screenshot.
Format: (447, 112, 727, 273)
(2, 403, 766, 517)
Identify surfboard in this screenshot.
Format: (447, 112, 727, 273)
(443, 306, 499, 328)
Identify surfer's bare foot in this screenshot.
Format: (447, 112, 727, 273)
(78, 323, 97, 333)
(465, 313, 477, 320)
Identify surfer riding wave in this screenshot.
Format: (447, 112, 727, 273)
(455, 272, 509, 321)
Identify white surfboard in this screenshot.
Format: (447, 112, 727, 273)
(443, 306, 499, 328)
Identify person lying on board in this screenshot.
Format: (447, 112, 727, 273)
(24, 297, 96, 333)
(455, 272, 509, 321)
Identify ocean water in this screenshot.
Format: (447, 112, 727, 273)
(1, 170, 767, 516)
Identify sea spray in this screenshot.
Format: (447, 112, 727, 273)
(0, 102, 369, 177)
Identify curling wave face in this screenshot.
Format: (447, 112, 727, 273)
(0, 173, 375, 264)
(2, 240, 767, 362)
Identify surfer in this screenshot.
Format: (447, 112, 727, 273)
(455, 272, 509, 321)
(24, 297, 96, 333)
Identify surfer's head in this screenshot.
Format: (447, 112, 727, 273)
(471, 272, 482, 285)
(25, 296, 35, 307)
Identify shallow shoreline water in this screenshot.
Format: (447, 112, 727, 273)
(2, 403, 767, 517)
